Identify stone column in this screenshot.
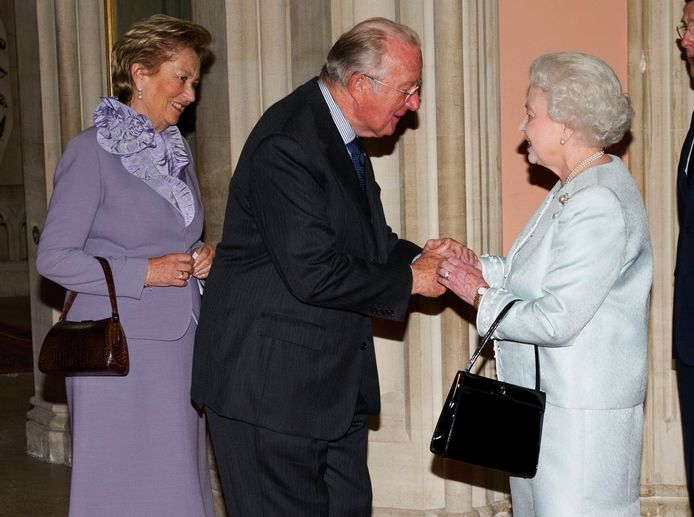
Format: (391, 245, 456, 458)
(192, 2, 300, 513)
(431, 1, 508, 514)
(628, 1, 692, 514)
(17, 0, 107, 465)
(193, 0, 296, 245)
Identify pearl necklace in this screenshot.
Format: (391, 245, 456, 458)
(563, 150, 605, 185)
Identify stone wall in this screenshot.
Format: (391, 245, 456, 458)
(0, 184, 27, 297)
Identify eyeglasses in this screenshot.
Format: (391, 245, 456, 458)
(677, 22, 694, 39)
(361, 73, 421, 101)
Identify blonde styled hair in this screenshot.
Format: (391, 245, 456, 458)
(111, 14, 212, 103)
(529, 52, 633, 147)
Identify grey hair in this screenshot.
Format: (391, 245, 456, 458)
(529, 52, 633, 147)
(319, 17, 421, 86)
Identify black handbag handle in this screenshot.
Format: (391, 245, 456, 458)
(465, 299, 541, 391)
(59, 257, 121, 323)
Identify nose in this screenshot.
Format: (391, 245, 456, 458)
(684, 30, 694, 49)
(183, 83, 196, 103)
(405, 91, 421, 111)
(518, 114, 527, 132)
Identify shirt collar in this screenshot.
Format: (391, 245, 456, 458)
(318, 79, 357, 145)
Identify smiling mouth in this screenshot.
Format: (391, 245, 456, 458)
(171, 101, 185, 112)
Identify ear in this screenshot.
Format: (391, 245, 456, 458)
(130, 62, 147, 90)
(347, 73, 368, 103)
(561, 125, 575, 143)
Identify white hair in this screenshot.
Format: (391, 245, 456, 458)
(529, 52, 633, 147)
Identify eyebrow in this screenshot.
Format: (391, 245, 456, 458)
(177, 69, 200, 79)
(404, 78, 422, 88)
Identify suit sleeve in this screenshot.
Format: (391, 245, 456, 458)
(476, 186, 627, 346)
(386, 232, 421, 265)
(248, 134, 413, 320)
(35, 137, 148, 298)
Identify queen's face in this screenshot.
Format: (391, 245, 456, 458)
(518, 86, 564, 170)
(131, 46, 201, 132)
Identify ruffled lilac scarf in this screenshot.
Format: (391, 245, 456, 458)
(93, 97, 195, 226)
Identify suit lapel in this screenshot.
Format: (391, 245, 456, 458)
(363, 155, 392, 261)
(678, 111, 694, 220)
(305, 80, 373, 218)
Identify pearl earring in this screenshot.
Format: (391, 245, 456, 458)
(560, 138, 566, 145)
(137, 88, 142, 100)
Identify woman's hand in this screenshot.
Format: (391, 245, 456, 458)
(192, 244, 215, 279)
(144, 253, 195, 287)
(437, 256, 486, 305)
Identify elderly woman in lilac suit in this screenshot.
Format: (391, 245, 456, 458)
(36, 15, 215, 517)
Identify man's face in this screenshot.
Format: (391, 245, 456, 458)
(351, 38, 422, 138)
(681, 2, 694, 77)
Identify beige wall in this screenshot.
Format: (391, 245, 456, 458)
(499, 0, 628, 252)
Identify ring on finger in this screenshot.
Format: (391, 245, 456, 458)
(442, 270, 450, 280)
(177, 272, 185, 280)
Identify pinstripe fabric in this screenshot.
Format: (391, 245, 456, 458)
(192, 78, 420, 514)
(675, 111, 694, 511)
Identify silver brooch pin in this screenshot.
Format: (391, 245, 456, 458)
(559, 193, 570, 206)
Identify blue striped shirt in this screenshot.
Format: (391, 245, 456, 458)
(318, 79, 357, 148)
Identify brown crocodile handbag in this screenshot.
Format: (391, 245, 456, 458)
(38, 256, 129, 376)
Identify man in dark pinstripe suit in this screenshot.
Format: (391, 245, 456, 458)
(676, 0, 694, 510)
(192, 17, 445, 516)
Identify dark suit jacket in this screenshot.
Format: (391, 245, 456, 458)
(191, 78, 420, 440)
(675, 112, 694, 365)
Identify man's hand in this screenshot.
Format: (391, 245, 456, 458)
(411, 252, 446, 297)
(424, 238, 481, 270)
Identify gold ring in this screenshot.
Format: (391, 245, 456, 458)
(178, 272, 184, 280)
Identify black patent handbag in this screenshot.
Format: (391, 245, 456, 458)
(430, 300, 546, 478)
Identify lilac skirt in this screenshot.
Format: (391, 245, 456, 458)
(65, 320, 214, 517)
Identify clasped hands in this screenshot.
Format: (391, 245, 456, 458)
(411, 238, 486, 305)
(144, 244, 215, 288)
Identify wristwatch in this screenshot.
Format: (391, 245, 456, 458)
(473, 285, 489, 309)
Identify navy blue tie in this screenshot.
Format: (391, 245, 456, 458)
(346, 138, 366, 191)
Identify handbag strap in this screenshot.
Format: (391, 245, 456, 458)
(59, 257, 121, 322)
(465, 299, 542, 391)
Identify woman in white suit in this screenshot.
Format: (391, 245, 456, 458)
(435, 52, 653, 516)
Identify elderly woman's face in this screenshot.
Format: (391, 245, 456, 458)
(519, 86, 563, 169)
(131, 47, 201, 132)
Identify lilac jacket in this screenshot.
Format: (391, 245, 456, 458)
(36, 126, 204, 341)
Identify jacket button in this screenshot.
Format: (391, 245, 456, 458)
(360, 342, 367, 350)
